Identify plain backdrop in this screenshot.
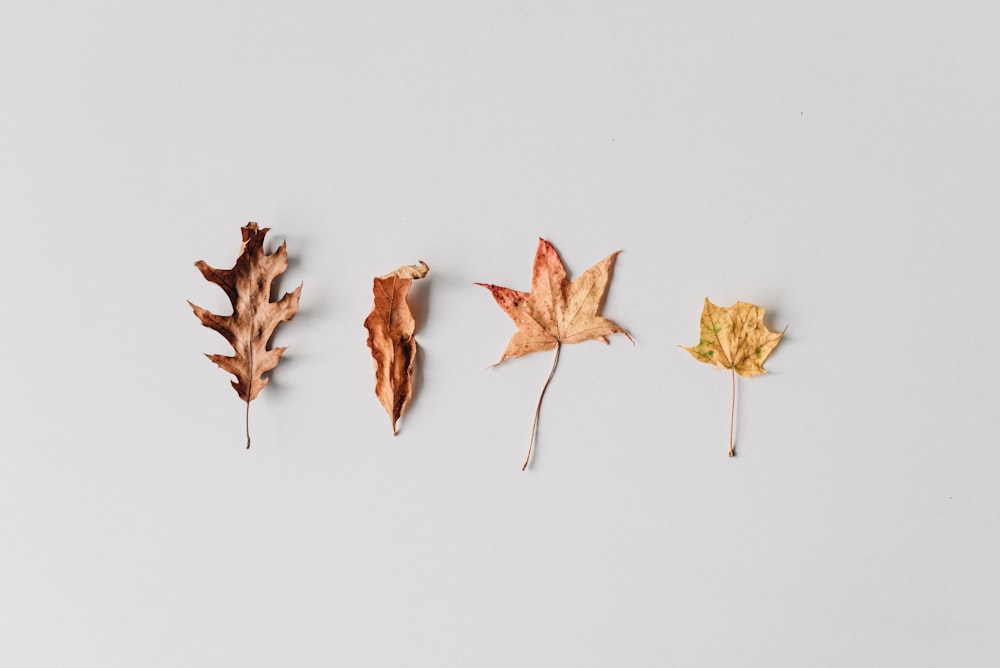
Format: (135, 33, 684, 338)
(2, 2, 999, 666)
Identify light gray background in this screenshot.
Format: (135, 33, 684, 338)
(2, 2, 998, 666)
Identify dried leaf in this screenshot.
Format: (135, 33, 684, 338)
(189, 222, 302, 448)
(683, 298, 785, 457)
(478, 238, 632, 469)
(684, 298, 784, 377)
(364, 261, 429, 435)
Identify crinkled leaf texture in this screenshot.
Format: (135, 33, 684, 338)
(478, 238, 632, 363)
(189, 222, 302, 446)
(364, 261, 429, 435)
(683, 298, 783, 377)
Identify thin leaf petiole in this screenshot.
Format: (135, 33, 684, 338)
(729, 367, 736, 457)
(525, 343, 561, 470)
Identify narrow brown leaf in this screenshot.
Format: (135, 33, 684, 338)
(189, 222, 302, 448)
(477, 238, 632, 469)
(364, 261, 429, 435)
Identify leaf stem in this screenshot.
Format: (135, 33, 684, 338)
(729, 367, 735, 458)
(246, 397, 251, 449)
(525, 342, 561, 471)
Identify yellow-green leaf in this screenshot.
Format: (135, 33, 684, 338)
(683, 298, 784, 377)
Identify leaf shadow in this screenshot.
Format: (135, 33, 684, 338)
(399, 273, 432, 432)
(731, 302, 788, 456)
(260, 230, 315, 397)
(596, 250, 624, 317)
(400, 345, 425, 435)
(761, 305, 790, 374)
(762, 305, 788, 335)
(268, 235, 304, 308)
(408, 270, 432, 327)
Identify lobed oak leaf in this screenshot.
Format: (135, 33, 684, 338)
(364, 261, 429, 435)
(478, 238, 632, 470)
(683, 298, 785, 457)
(189, 222, 302, 448)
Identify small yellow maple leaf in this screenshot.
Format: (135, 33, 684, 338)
(684, 298, 785, 457)
(683, 298, 784, 377)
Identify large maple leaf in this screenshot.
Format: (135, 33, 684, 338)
(189, 222, 302, 448)
(364, 261, 429, 435)
(683, 298, 784, 457)
(478, 238, 632, 470)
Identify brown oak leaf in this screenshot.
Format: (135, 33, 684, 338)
(189, 222, 302, 448)
(364, 261, 429, 435)
(478, 238, 632, 470)
(683, 298, 785, 457)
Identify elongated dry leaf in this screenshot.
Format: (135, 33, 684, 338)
(189, 222, 302, 448)
(683, 298, 785, 457)
(478, 238, 632, 469)
(364, 261, 429, 435)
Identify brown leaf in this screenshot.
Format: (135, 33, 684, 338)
(364, 261, 429, 435)
(478, 238, 632, 469)
(189, 222, 302, 448)
(683, 298, 785, 457)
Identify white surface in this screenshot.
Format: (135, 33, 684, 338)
(2, 2, 999, 666)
